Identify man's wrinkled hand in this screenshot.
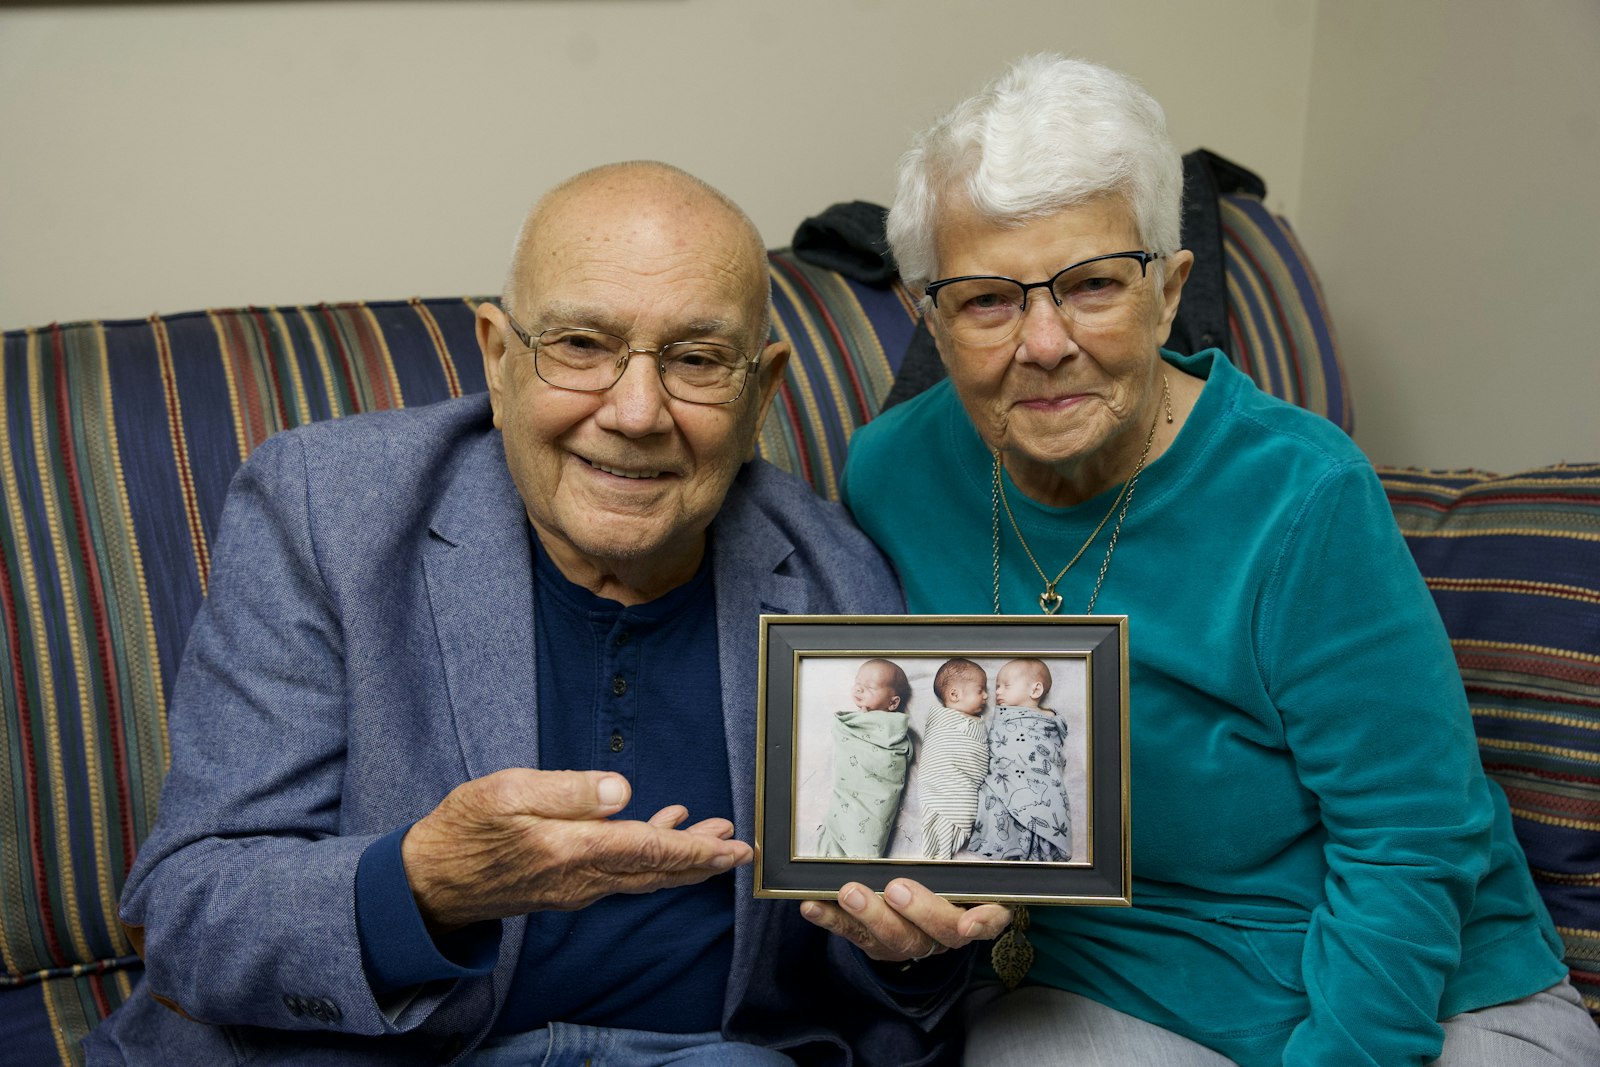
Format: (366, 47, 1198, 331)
(798, 878, 1011, 963)
(401, 768, 751, 933)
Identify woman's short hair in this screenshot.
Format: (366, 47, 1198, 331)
(887, 54, 1183, 294)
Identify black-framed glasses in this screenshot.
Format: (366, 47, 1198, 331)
(924, 250, 1161, 345)
(502, 309, 760, 405)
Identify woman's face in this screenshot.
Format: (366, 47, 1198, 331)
(927, 195, 1190, 501)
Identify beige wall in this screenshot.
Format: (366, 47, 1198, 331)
(1297, 0, 1600, 471)
(2, 0, 1595, 471)
(0, 0, 1314, 326)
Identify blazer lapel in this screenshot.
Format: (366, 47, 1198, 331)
(421, 433, 542, 781)
(710, 470, 813, 1007)
(419, 432, 542, 1018)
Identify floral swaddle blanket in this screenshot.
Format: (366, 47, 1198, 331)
(966, 705, 1072, 861)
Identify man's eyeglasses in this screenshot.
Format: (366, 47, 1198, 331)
(502, 309, 760, 405)
(924, 250, 1161, 345)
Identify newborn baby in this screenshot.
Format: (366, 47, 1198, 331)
(966, 657, 1072, 861)
(816, 658, 912, 858)
(918, 657, 990, 859)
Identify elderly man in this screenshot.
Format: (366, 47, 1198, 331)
(86, 162, 1006, 1066)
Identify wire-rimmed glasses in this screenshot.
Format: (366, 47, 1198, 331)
(502, 310, 760, 405)
(924, 250, 1162, 345)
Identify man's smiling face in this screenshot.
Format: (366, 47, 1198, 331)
(478, 166, 785, 597)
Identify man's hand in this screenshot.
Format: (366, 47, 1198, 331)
(799, 878, 1012, 962)
(401, 768, 751, 933)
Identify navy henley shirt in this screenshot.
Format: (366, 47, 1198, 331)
(354, 532, 733, 1035)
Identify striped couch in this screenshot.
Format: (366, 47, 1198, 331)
(1, 194, 1595, 1065)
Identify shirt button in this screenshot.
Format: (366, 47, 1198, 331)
(614, 630, 630, 647)
(610, 733, 625, 753)
(612, 675, 627, 696)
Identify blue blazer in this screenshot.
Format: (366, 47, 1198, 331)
(88, 395, 961, 1066)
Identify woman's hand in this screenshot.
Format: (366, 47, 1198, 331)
(799, 878, 1012, 962)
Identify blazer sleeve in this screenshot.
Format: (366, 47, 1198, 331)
(117, 431, 467, 1036)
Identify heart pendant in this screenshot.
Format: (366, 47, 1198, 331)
(1039, 589, 1063, 614)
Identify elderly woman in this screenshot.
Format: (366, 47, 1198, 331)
(840, 55, 1599, 1066)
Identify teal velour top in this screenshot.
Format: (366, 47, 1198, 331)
(840, 351, 1567, 1067)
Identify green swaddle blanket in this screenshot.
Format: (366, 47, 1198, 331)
(817, 709, 911, 858)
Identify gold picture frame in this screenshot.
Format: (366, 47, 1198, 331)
(754, 614, 1131, 906)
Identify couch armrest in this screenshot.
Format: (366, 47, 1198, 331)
(1381, 462, 1600, 1021)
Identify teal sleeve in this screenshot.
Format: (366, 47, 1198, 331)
(840, 445, 865, 525)
(1262, 461, 1487, 1066)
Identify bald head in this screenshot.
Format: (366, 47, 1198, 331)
(474, 161, 792, 606)
(503, 161, 771, 344)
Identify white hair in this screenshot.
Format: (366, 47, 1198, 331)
(887, 54, 1183, 294)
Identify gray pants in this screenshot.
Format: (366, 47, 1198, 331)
(962, 977, 1600, 1066)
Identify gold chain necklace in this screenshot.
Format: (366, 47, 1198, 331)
(989, 372, 1170, 616)
(986, 371, 1171, 991)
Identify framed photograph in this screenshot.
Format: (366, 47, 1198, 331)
(754, 614, 1131, 906)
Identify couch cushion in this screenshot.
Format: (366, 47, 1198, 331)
(0, 968, 137, 1066)
(1381, 462, 1600, 1021)
(757, 249, 919, 499)
(1219, 194, 1351, 434)
(0, 299, 488, 1064)
(0, 272, 909, 1062)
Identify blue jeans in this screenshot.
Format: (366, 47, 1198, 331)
(962, 976, 1600, 1066)
(472, 1024, 797, 1067)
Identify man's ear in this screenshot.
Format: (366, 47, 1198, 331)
(476, 302, 509, 429)
(743, 340, 791, 460)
